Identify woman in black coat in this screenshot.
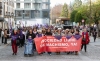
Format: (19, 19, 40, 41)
(45, 29, 52, 55)
(26, 29, 36, 52)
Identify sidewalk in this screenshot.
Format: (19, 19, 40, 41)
(89, 36, 100, 46)
(0, 39, 11, 49)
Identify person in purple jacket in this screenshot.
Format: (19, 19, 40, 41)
(11, 29, 18, 55)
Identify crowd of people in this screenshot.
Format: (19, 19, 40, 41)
(0, 25, 98, 57)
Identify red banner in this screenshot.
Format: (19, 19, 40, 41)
(34, 36, 82, 53)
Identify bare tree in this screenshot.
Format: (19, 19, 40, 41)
(50, 4, 63, 24)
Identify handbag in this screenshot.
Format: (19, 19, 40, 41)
(82, 38, 86, 42)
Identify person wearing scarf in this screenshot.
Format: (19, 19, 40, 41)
(71, 29, 75, 35)
(26, 29, 36, 52)
(65, 29, 72, 54)
(45, 29, 52, 55)
(36, 30, 43, 38)
(54, 29, 62, 55)
(11, 29, 18, 55)
(33, 28, 38, 35)
(74, 29, 81, 55)
(42, 29, 46, 36)
(33, 28, 38, 51)
(81, 29, 90, 52)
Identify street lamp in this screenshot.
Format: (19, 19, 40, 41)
(11, 12, 14, 27)
(22, 13, 25, 27)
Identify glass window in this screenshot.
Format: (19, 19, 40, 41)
(24, 3, 31, 8)
(42, 11, 49, 18)
(16, 11, 22, 17)
(33, 3, 41, 10)
(16, 3, 20, 8)
(24, 0, 31, 1)
(42, 0, 48, 2)
(42, 4, 48, 9)
(35, 0, 41, 2)
(64, 21, 70, 25)
(25, 11, 30, 17)
(34, 11, 40, 18)
(16, 0, 20, 1)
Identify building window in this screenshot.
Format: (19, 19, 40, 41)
(34, 11, 40, 18)
(42, 0, 48, 2)
(25, 11, 30, 17)
(42, 4, 49, 9)
(16, 11, 22, 17)
(35, 0, 41, 2)
(16, 3, 20, 8)
(64, 21, 71, 25)
(24, 3, 31, 8)
(33, 3, 41, 10)
(24, 0, 31, 1)
(42, 11, 49, 18)
(16, 0, 20, 1)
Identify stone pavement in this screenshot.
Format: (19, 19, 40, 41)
(0, 37, 100, 61)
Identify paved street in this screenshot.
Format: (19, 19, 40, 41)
(0, 37, 100, 61)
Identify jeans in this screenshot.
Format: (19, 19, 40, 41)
(4, 37, 7, 44)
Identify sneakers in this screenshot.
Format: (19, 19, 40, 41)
(12, 53, 14, 55)
(12, 53, 17, 55)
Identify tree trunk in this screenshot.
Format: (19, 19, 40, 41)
(96, 21, 100, 37)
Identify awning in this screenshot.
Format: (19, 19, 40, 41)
(0, 17, 4, 22)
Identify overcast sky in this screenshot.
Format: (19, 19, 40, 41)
(50, 0, 92, 7)
(50, 0, 74, 7)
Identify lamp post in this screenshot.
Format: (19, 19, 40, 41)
(11, 12, 14, 28)
(8, 12, 11, 29)
(14, 13, 16, 28)
(22, 13, 25, 27)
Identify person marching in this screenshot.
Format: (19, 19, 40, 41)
(74, 29, 81, 55)
(26, 29, 36, 56)
(65, 29, 72, 54)
(22, 29, 26, 46)
(18, 29, 24, 48)
(81, 29, 90, 52)
(11, 29, 18, 55)
(45, 29, 52, 55)
(33, 28, 38, 51)
(92, 29, 97, 42)
(1, 29, 4, 44)
(4, 29, 8, 44)
(36, 30, 44, 55)
(54, 29, 62, 55)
